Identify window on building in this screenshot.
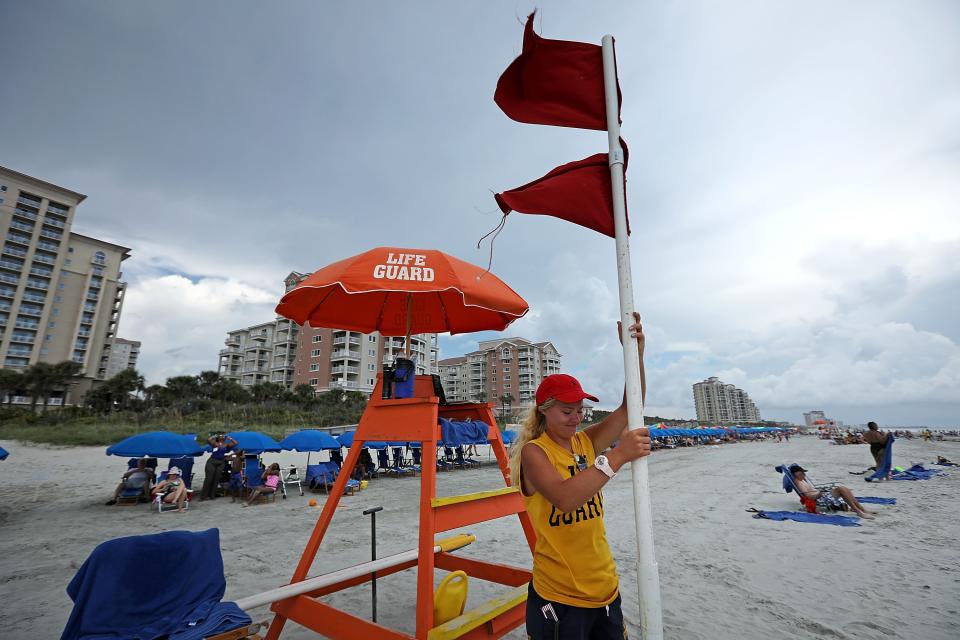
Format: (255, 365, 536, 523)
(368, 349, 375, 356)
(312, 335, 322, 343)
(504, 384, 511, 389)
(368, 363, 375, 371)
(58, 283, 65, 290)
(368, 335, 377, 342)
(311, 349, 321, 357)
(94, 251, 106, 265)
(368, 378, 375, 385)
(52, 308, 59, 316)
(68, 246, 74, 252)
(504, 367, 510, 372)
(309, 363, 319, 372)
(504, 375, 511, 380)
(309, 378, 318, 386)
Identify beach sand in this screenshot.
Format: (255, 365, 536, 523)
(1, 434, 958, 639)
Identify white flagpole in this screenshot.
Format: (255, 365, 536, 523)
(601, 35, 663, 640)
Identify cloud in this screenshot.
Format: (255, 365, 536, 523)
(119, 274, 277, 384)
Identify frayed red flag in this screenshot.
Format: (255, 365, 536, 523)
(494, 140, 629, 238)
(494, 11, 620, 131)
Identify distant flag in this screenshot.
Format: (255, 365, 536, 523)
(494, 11, 620, 130)
(494, 140, 630, 238)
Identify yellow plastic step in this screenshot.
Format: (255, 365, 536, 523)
(427, 583, 528, 640)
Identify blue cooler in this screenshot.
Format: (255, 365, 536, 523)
(392, 358, 416, 398)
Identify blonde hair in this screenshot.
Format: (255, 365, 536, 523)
(507, 398, 556, 487)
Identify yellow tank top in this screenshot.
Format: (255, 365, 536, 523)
(522, 431, 619, 607)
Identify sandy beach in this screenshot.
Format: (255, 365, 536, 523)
(1, 434, 958, 639)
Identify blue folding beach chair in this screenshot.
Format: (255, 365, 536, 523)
(242, 457, 279, 503)
(306, 463, 358, 495)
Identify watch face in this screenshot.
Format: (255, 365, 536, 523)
(596, 455, 607, 465)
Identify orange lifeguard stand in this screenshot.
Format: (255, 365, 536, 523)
(264, 373, 536, 640)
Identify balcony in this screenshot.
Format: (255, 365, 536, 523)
(220, 347, 242, 356)
(10, 334, 36, 344)
(0, 273, 18, 285)
(330, 350, 361, 360)
(13, 208, 38, 221)
(40, 229, 62, 241)
(83, 303, 97, 312)
(23, 293, 46, 303)
(225, 337, 241, 346)
(33, 254, 56, 265)
(0, 260, 23, 272)
(333, 337, 360, 346)
(25, 280, 49, 290)
(0, 302, 10, 311)
(42, 217, 66, 229)
(10, 221, 34, 233)
(329, 379, 360, 389)
(89, 279, 101, 289)
(2, 246, 26, 258)
(331, 365, 359, 374)
(30, 267, 53, 278)
(37, 241, 59, 252)
(6, 234, 31, 246)
(47, 203, 70, 216)
(14, 320, 39, 330)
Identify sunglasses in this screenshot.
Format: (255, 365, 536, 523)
(574, 455, 588, 472)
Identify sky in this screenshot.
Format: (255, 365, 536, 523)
(1, 1, 958, 426)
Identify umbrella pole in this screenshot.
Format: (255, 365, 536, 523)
(405, 293, 412, 358)
(602, 35, 663, 639)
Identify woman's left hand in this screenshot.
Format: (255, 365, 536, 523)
(617, 311, 645, 357)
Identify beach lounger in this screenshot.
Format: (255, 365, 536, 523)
(775, 463, 846, 513)
(305, 462, 358, 495)
(62, 528, 258, 640)
(153, 469, 194, 513)
(377, 448, 399, 475)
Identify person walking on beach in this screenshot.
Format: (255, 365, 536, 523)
(863, 422, 886, 469)
(510, 313, 651, 639)
(200, 433, 238, 500)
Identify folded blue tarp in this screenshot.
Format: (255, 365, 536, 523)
(0, 445, 8, 460)
(751, 510, 861, 527)
(439, 418, 489, 446)
(61, 528, 250, 640)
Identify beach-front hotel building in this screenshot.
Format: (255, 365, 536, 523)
(104, 337, 141, 379)
(692, 376, 761, 423)
(0, 166, 133, 404)
(439, 337, 561, 413)
(219, 272, 439, 395)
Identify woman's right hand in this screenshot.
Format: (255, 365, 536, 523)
(612, 427, 651, 469)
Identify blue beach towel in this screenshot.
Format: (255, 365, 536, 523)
(865, 434, 895, 482)
(751, 510, 861, 527)
(857, 496, 896, 505)
(61, 528, 251, 640)
(890, 464, 944, 481)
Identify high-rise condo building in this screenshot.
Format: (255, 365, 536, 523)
(439, 337, 561, 412)
(219, 272, 439, 394)
(104, 337, 141, 379)
(692, 376, 761, 423)
(0, 166, 132, 404)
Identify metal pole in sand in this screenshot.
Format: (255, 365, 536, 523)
(363, 505, 384, 622)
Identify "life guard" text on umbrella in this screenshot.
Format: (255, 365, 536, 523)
(372, 253, 436, 282)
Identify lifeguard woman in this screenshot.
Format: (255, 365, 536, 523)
(509, 314, 651, 639)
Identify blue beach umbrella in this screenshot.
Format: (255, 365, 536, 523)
(336, 430, 387, 450)
(224, 431, 282, 455)
(280, 430, 341, 452)
(501, 430, 518, 444)
(106, 431, 203, 458)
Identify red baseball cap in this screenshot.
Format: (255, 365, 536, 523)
(535, 374, 599, 405)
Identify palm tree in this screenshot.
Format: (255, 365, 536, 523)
(24, 361, 82, 412)
(499, 393, 515, 421)
(0, 369, 22, 406)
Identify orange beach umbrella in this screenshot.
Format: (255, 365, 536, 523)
(276, 248, 528, 348)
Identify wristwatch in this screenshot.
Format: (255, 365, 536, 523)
(594, 454, 617, 479)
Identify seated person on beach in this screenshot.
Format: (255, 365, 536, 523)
(105, 459, 155, 505)
(790, 464, 875, 519)
(863, 422, 886, 468)
(243, 463, 280, 506)
(152, 467, 188, 512)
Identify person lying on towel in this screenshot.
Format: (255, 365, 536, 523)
(791, 464, 875, 519)
(105, 459, 155, 505)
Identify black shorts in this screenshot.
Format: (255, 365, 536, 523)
(525, 583, 627, 640)
(870, 443, 885, 455)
